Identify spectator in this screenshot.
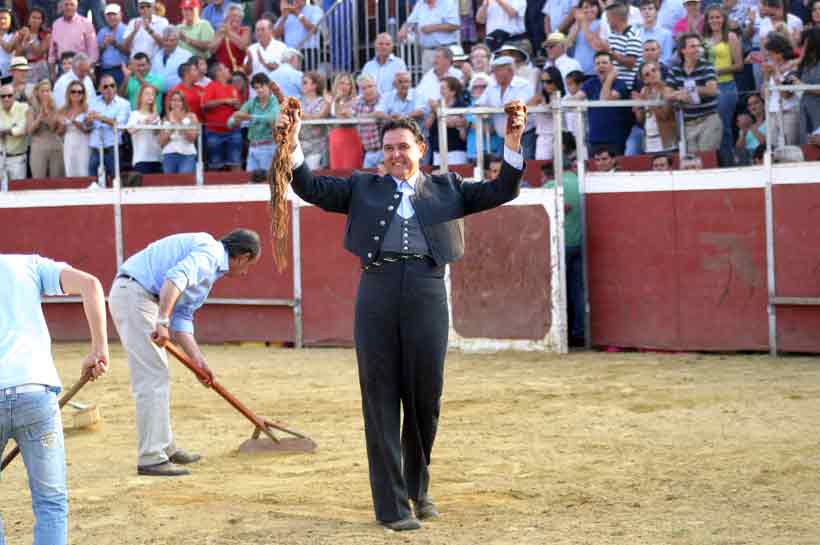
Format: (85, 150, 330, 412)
(465, 72, 498, 163)
(657, 0, 686, 33)
(26, 79, 64, 178)
(703, 6, 743, 159)
(154, 0, 167, 17)
(808, 0, 820, 31)
(416, 46, 463, 105)
(16, 7, 51, 84)
(529, 65, 565, 160)
(299, 70, 329, 169)
(484, 153, 503, 180)
(274, 0, 323, 63)
(178, 0, 215, 59)
(126, 84, 163, 173)
(329, 71, 355, 118)
(57, 79, 92, 176)
(604, 1, 642, 90)
(398, 0, 460, 72)
(123, 0, 169, 60)
(562, 69, 585, 135)
(543, 32, 582, 87)
(799, 27, 820, 142)
(152, 27, 192, 91)
(633, 60, 676, 153)
(351, 72, 382, 168)
(476, 0, 527, 54)
(763, 31, 800, 146)
(673, 0, 702, 36)
(159, 89, 199, 173)
(665, 32, 722, 153)
(58, 51, 75, 78)
(0, 83, 28, 180)
(270, 47, 303, 99)
(475, 55, 534, 156)
(567, 0, 603, 76)
(543, 0, 575, 37)
(426, 75, 468, 165)
(600, 0, 642, 38)
(210, 3, 249, 73)
(736, 93, 767, 162)
(53, 52, 95, 109)
(362, 33, 408, 96)
(48, 0, 98, 72)
(97, 3, 128, 87)
(495, 43, 537, 88)
(166, 60, 204, 119)
(374, 70, 427, 122)
(327, 71, 359, 168)
(9, 57, 33, 103)
(227, 72, 278, 171)
(202, 62, 242, 171)
(231, 69, 249, 102)
(201, 0, 232, 30)
(87, 74, 131, 182)
(758, 0, 802, 50)
(0, 8, 19, 79)
(121, 52, 164, 111)
(192, 54, 210, 86)
(591, 145, 617, 171)
(638, 39, 669, 79)
(578, 51, 631, 155)
(452, 44, 473, 87)
(651, 153, 672, 170)
(245, 18, 286, 86)
(638, 0, 674, 66)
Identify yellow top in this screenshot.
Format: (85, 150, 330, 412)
(711, 41, 734, 84)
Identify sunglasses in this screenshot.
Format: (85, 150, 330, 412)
(541, 79, 554, 84)
(0, 94, 12, 98)
(70, 89, 85, 94)
(101, 83, 116, 89)
(138, 4, 152, 8)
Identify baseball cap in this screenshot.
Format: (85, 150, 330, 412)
(180, 0, 200, 9)
(104, 3, 121, 14)
(490, 55, 515, 68)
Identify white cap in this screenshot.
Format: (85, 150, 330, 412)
(104, 3, 121, 13)
(490, 56, 515, 68)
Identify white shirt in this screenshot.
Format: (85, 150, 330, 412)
(475, 75, 535, 135)
(279, 4, 324, 49)
(415, 65, 463, 104)
(758, 14, 803, 45)
(53, 70, 97, 109)
(247, 38, 287, 79)
(484, 0, 526, 35)
(600, 6, 642, 41)
(127, 110, 163, 164)
(0, 33, 14, 76)
(544, 54, 582, 87)
(362, 54, 409, 95)
(405, 0, 461, 48)
(541, 0, 574, 33)
(125, 15, 170, 59)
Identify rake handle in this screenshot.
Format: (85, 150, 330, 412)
(0, 373, 92, 472)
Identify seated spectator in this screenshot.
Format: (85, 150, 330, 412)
(152, 27, 192, 91)
(159, 89, 199, 173)
(227, 72, 279, 171)
(9, 57, 34, 103)
(201, 0, 232, 30)
(57, 80, 92, 177)
(567, 0, 603, 76)
(475, 55, 534, 156)
(633, 60, 676, 153)
(0, 83, 28, 180)
(578, 51, 632, 155)
(477, 0, 528, 54)
(87, 74, 131, 183)
(736, 93, 767, 163)
(202, 62, 242, 171)
(167, 60, 204, 121)
(651, 153, 673, 170)
(673, 0, 702, 36)
(604, 1, 642, 90)
(26, 78, 64, 179)
(362, 33, 408, 96)
(123, 0, 169, 60)
(752, 143, 766, 164)
(210, 3, 249, 73)
(18, 7, 51, 85)
(529, 65, 566, 160)
(97, 4, 129, 87)
(48, 0, 99, 75)
(638, 0, 674, 66)
(542, 32, 581, 88)
(763, 31, 800, 146)
(121, 52, 164, 111)
(352, 73, 382, 168)
(799, 28, 820, 142)
(469, 43, 491, 74)
(245, 19, 286, 85)
(416, 46, 463, 106)
(299, 71, 330, 169)
(704, 5, 743, 160)
(398, 0, 460, 72)
(374, 70, 427, 122)
(634, 39, 670, 90)
(53, 52, 96, 109)
(426, 75, 468, 165)
(665, 32, 722, 153)
(273, 0, 323, 58)
(591, 145, 617, 171)
(178, 0, 215, 59)
(126, 84, 163, 173)
(484, 153, 503, 180)
(270, 47, 303, 100)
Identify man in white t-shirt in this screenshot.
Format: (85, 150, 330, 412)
(245, 19, 286, 82)
(476, 0, 527, 51)
(398, 0, 460, 72)
(123, 0, 170, 59)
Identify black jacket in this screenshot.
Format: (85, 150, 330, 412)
(290, 160, 525, 267)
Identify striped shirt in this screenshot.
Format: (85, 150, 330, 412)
(607, 25, 643, 90)
(353, 95, 381, 152)
(667, 59, 719, 120)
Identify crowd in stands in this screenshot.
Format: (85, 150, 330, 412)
(0, 0, 819, 184)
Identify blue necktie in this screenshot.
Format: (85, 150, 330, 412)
(397, 180, 415, 219)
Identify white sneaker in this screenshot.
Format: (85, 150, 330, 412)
(87, 182, 101, 190)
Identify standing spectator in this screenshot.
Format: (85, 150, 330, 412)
(0, 84, 29, 180)
(159, 89, 199, 173)
(121, 52, 164, 111)
(469, 42, 491, 74)
(152, 27, 192, 91)
(758, 0, 803, 50)
(245, 18, 286, 84)
(178, 0, 215, 59)
(798, 27, 820, 142)
(665, 32, 722, 153)
(123, 0, 169, 60)
(562, 69, 585, 135)
(327, 71, 360, 168)
(0, 8, 18, 78)
(97, 3, 128, 87)
(763, 31, 800, 146)
(543, 0, 574, 36)
(673, 0, 703, 36)
(638, 0, 675, 66)
(567, 0, 603, 76)
(633, 60, 676, 153)
(53, 51, 95, 109)
(166, 60, 204, 119)
(126, 84, 163, 173)
(543, 32, 582, 87)
(703, 6, 743, 159)
(808, 0, 820, 31)
(352, 72, 382, 168)
(16, 7, 51, 84)
(298, 70, 329, 169)
(426, 75, 468, 165)
(657, 0, 686, 33)
(87, 73, 131, 182)
(9, 57, 34, 103)
(228, 72, 279, 171)
(362, 33, 408, 96)
(201, 62, 242, 170)
(600, 0, 642, 38)
(604, 0, 642, 90)
(736, 93, 767, 161)
(476, 0, 527, 53)
(211, 3, 249, 73)
(274, 0, 323, 68)
(201, 0, 232, 30)
(49, 0, 99, 76)
(57, 79, 92, 176)
(269, 47, 303, 99)
(475, 55, 534, 156)
(398, 0, 460, 72)
(26, 79, 64, 178)
(415, 46, 463, 105)
(578, 51, 632, 155)
(374, 70, 427, 122)
(529, 65, 565, 160)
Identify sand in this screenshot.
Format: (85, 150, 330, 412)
(3, 344, 820, 545)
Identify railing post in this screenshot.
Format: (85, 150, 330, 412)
(112, 122, 124, 267)
(552, 94, 568, 354)
(474, 114, 484, 179)
(97, 145, 105, 188)
(196, 125, 204, 186)
(575, 106, 592, 350)
(0, 139, 7, 192)
(676, 107, 687, 162)
(113, 122, 121, 189)
(291, 198, 304, 349)
(437, 99, 449, 172)
(764, 82, 778, 356)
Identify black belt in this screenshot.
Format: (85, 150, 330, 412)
(362, 252, 432, 271)
(5, 152, 25, 157)
(116, 273, 138, 282)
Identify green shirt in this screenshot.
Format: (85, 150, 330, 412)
(178, 20, 215, 59)
(545, 171, 581, 248)
(229, 96, 280, 143)
(126, 74, 165, 113)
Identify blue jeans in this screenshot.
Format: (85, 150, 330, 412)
(566, 245, 585, 340)
(625, 125, 644, 156)
(163, 153, 197, 174)
(205, 129, 242, 169)
(88, 147, 115, 183)
(718, 80, 739, 160)
(0, 388, 67, 545)
(246, 142, 275, 171)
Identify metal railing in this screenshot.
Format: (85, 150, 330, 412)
(121, 122, 205, 185)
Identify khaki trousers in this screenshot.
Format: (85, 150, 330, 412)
(684, 112, 723, 154)
(108, 277, 177, 467)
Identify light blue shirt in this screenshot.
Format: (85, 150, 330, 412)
(119, 233, 229, 334)
(270, 63, 303, 101)
(280, 4, 324, 49)
(151, 47, 193, 91)
(202, 2, 233, 30)
(405, 0, 460, 48)
(89, 95, 131, 148)
(641, 25, 676, 67)
(98, 23, 128, 69)
(0, 254, 68, 390)
(362, 54, 408, 95)
(541, 0, 574, 32)
(375, 88, 426, 117)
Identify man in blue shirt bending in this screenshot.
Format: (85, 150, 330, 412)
(108, 229, 261, 477)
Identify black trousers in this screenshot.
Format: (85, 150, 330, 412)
(354, 258, 449, 523)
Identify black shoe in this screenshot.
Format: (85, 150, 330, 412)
(413, 498, 440, 520)
(168, 449, 202, 465)
(137, 461, 190, 476)
(381, 517, 422, 531)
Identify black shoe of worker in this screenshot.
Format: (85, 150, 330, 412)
(137, 461, 190, 477)
(381, 517, 422, 531)
(168, 449, 202, 465)
(413, 497, 440, 520)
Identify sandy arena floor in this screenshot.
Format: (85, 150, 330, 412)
(3, 344, 820, 545)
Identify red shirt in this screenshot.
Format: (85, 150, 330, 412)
(166, 83, 204, 122)
(201, 80, 239, 133)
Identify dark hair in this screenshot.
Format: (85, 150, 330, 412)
(753, 144, 767, 162)
(28, 7, 48, 29)
(542, 66, 565, 99)
(593, 145, 614, 158)
(189, 54, 205, 66)
(565, 70, 585, 85)
(221, 229, 262, 258)
(593, 50, 612, 62)
(638, 0, 657, 6)
(483, 153, 502, 169)
(651, 154, 672, 167)
(577, 0, 602, 18)
(765, 31, 797, 60)
(441, 76, 463, 98)
(800, 27, 820, 74)
(677, 32, 702, 62)
(702, 6, 731, 43)
(178, 61, 192, 79)
(133, 52, 151, 64)
(761, 0, 784, 9)
(304, 71, 326, 95)
(250, 72, 270, 87)
(59, 51, 76, 63)
(380, 117, 425, 146)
